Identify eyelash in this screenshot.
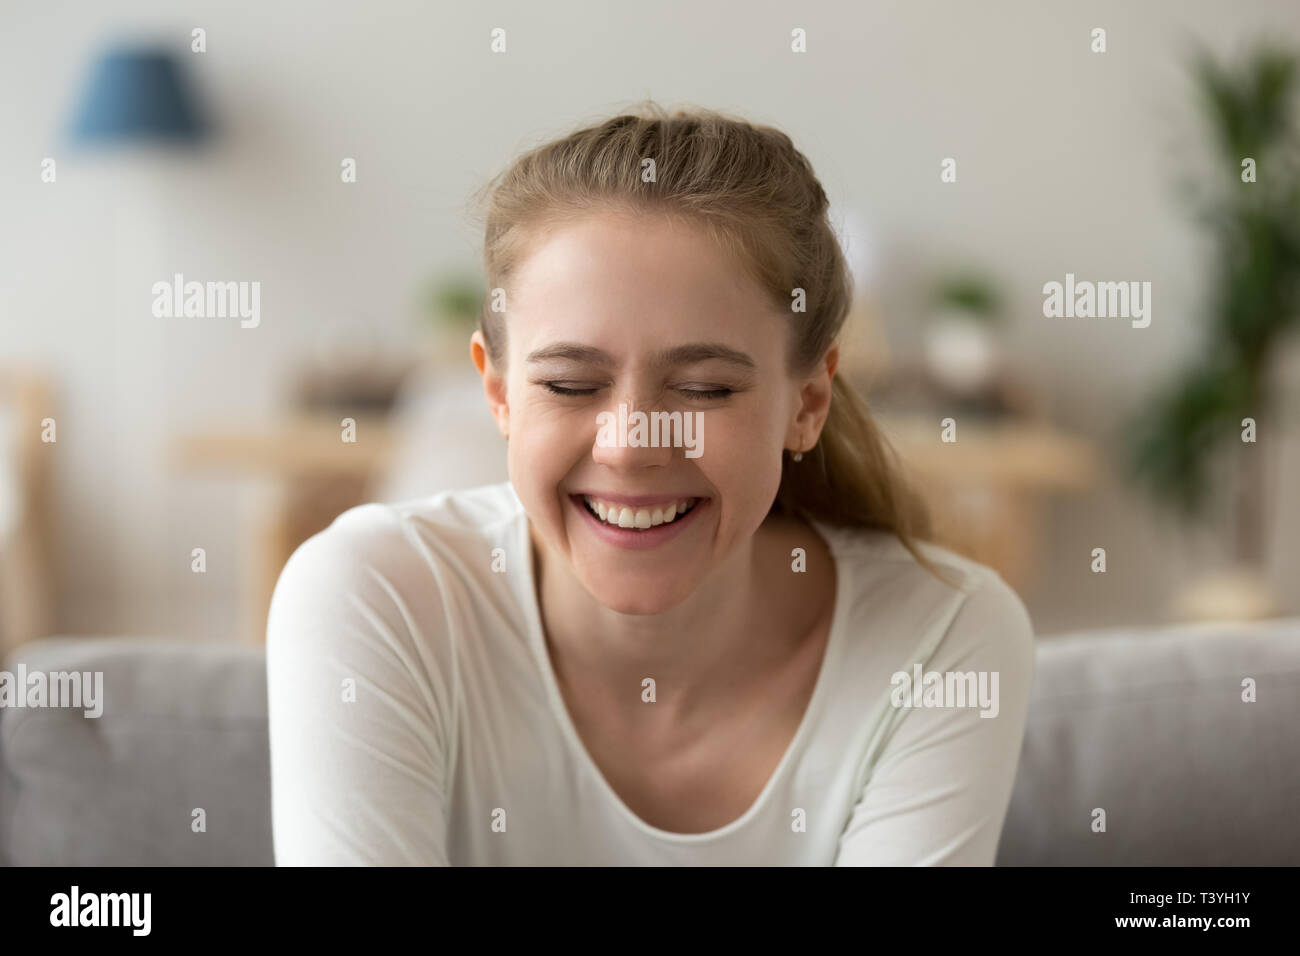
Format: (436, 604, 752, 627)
(541, 382, 733, 401)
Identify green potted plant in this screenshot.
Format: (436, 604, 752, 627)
(420, 272, 486, 367)
(1123, 42, 1300, 620)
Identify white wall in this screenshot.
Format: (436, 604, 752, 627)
(2, 0, 1297, 640)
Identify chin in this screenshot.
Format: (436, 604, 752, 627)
(597, 595, 689, 617)
(579, 574, 694, 617)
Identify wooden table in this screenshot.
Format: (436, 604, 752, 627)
(0, 368, 57, 656)
(170, 414, 394, 644)
(877, 414, 1099, 593)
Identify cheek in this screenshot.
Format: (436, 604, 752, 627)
(511, 403, 589, 470)
(506, 405, 584, 521)
(696, 416, 785, 511)
(509, 427, 562, 491)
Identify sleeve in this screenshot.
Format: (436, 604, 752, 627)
(833, 570, 1036, 866)
(265, 508, 452, 866)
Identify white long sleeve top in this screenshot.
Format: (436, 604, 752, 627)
(267, 481, 1035, 865)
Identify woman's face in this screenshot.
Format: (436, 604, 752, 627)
(471, 210, 834, 616)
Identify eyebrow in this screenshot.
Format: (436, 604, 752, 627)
(525, 341, 758, 371)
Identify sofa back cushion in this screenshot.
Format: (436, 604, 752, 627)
(0, 636, 272, 866)
(998, 618, 1300, 865)
(3, 619, 1297, 865)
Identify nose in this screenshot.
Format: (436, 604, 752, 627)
(590, 397, 677, 469)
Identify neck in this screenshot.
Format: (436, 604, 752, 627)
(529, 519, 790, 728)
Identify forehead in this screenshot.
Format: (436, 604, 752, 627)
(507, 212, 781, 349)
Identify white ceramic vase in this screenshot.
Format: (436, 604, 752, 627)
(923, 308, 999, 395)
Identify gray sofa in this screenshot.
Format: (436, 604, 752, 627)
(2, 619, 1297, 865)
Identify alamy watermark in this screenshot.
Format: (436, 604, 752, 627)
(0, 664, 103, 718)
(50, 886, 150, 935)
(596, 402, 703, 458)
(890, 665, 1000, 718)
(151, 272, 260, 328)
(1042, 272, 1151, 328)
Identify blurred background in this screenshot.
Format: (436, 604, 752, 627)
(2, 0, 1299, 656)
(2, 0, 1300, 871)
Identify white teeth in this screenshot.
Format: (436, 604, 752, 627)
(583, 495, 697, 530)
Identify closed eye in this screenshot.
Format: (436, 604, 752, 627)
(541, 382, 599, 397)
(540, 382, 733, 401)
(678, 387, 733, 401)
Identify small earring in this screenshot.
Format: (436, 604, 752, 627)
(792, 450, 803, 462)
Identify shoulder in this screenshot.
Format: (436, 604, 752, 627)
(817, 521, 1035, 669)
(384, 480, 526, 539)
(267, 481, 525, 645)
(278, 481, 522, 579)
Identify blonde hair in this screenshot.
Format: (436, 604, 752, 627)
(470, 101, 951, 583)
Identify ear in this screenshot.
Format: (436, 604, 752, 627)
(471, 330, 511, 439)
(786, 344, 839, 449)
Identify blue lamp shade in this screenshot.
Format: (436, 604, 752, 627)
(68, 47, 210, 146)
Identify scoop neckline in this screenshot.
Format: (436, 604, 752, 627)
(516, 510, 850, 843)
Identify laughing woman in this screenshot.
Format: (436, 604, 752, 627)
(266, 103, 1036, 866)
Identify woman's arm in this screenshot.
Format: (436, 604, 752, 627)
(266, 506, 452, 865)
(833, 572, 1036, 865)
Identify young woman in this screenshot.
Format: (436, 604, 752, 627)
(266, 104, 1035, 866)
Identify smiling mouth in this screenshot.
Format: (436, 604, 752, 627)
(579, 494, 702, 530)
